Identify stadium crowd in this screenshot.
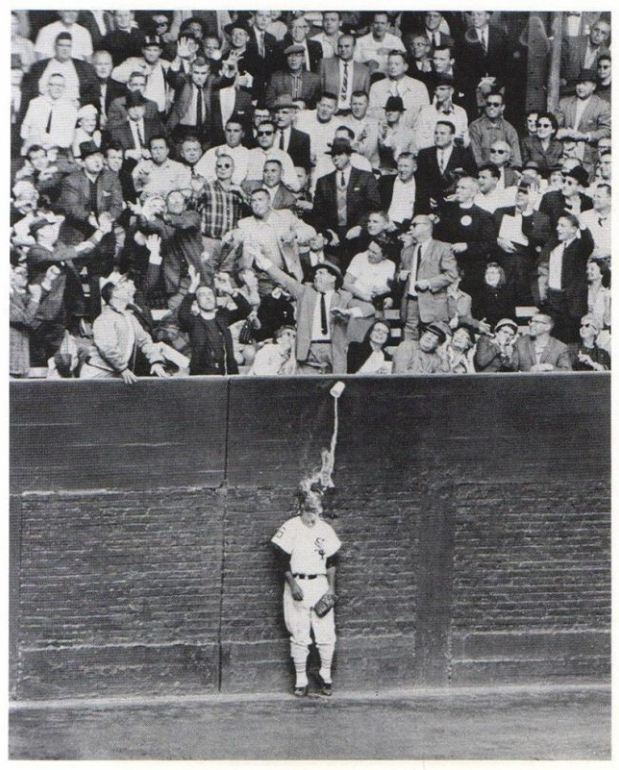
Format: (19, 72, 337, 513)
(10, 10, 611, 378)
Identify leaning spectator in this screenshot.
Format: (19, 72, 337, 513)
(10, 262, 59, 377)
(248, 325, 298, 375)
(443, 324, 476, 373)
(80, 275, 169, 382)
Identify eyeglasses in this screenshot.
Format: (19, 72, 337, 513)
(486, 101, 502, 107)
(257, 130, 274, 136)
(490, 149, 508, 154)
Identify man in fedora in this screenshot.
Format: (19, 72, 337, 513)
(368, 49, 430, 129)
(312, 137, 380, 268)
(111, 34, 171, 115)
(377, 95, 416, 174)
(272, 94, 311, 169)
(108, 91, 162, 159)
(266, 43, 321, 109)
(253, 249, 366, 373)
(393, 320, 450, 373)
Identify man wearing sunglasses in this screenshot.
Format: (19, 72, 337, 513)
(511, 313, 572, 372)
(245, 119, 300, 191)
(468, 90, 521, 167)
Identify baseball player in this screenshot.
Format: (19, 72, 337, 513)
(271, 478, 342, 697)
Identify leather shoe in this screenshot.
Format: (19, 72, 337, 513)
(293, 685, 308, 697)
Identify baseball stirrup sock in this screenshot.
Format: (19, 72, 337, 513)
(292, 646, 309, 687)
(317, 642, 334, 683)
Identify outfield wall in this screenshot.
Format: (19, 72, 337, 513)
(10, 374, 610, 699)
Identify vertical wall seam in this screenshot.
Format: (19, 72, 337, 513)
(216, 379, 232, 693)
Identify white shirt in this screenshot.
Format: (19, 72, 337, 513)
(112, 58, 169, 112)
(579, 209, 611, 257)
(369, 75, 430, 128)
(38, 58, 80, 102)
(357, 349, 392, 374)
(20, 95, 78, 151)
(414, 102, 469, 150)
(219, 86, 236, 130)
(436, 145, 453, 172)
(573, 95, 592, 131)
(245, 147, 299, 191)
(295, 111, 338, 160)
(35, 21, 93, 61)
(195, 144, 249, 186)
(346, 252, 395, 297)
(548, 241, 568, 290)
(354, 31, 405, 74)
(311, 288, 335, 341)
(389, 176, 417, 224)
(271, 516, 341, 575)
(129, 118, 146, 150)
(312, 152, 371, 192)
(474, 186, 517, 213)
(132, 158, 192, 197)
(312, 31, 341, 59)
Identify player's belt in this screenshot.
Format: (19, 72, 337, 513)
(293, 573, 325, 580)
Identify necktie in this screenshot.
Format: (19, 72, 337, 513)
(480, 29, 488, 54)
(137, 123, 144, 148)
(292, 75, 301, 99)
(196, 87, 203, 127)
(341, 62, 349, 103)
(45, 105, 53, 134)
(258, 30, 265, 58)
(415, 244, 423, 277)
(340, 171, 346, 188)
(598, 216, 606, 227)
(392, 80, 400, 97)
(438, 150, 445, 173)
(279, 129, 285, 150)
(320, 292, 328, 335)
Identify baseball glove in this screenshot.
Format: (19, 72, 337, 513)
(313, 592, 337, 617)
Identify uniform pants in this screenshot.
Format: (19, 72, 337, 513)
(283, 575, 336, 658)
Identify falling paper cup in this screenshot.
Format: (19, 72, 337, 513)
(330, 381, 346, 399)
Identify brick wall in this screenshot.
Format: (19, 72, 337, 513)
(10, 375, 610, 699)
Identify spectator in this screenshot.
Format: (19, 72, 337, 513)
(88, 50, 124, 128)
(320, 35, 370, 114)
(475, 163, 515, 214)
(343, 235, 396, 341)
(112, 35, 171, 116)
(377, 96, 417, 174)
(415, 73, 470, 151)
(473, 262, 517, 328)
(248, 325, 298, 375)
(380, 152, 417, 229)
(393, 321, 450, 374)
(579, 183, 611, 259)
(469, 91, 522, 167)
(585, 258, 611, 350)
(271, 95, 311, 170)
(415, 120, 477, 212)
(354, 12, 406, 75)
(571, 314, 610, 371)
(494, 180, 552, 305)
(195, 116, 250, 185)
(278, 15, 324, 74)
(474, 317, 518, 372)
(443, 324, 476, 373)
(11, 11, 36, 73)
(72, 104, 102, 159)
(346, 319, 393, 374)
(35, 11, 93, 62)
(398, 214, 458, 341)
(539, 165, 593, 228)
(561, 18, 610, 94)
(312, 12, 343, 60)
(596, 54, 611, 103)
(434, 175, 497, 308)
(487, 141, 520, 189)
(343, 91, 380, 168)
(106, 70, 163, 132)
(405, 34, 433, 80)
(80, 275, 169, 382)
(101, 11, 146, 67)
(455, 11, 513, 94)
(179, 266, 252, 376)
(245, 119, 299, 191)
(10, 262, 59, 377)
(369, 50, 430, 129)
(511, 313, 572, 371)
(20, 73, 78, 155)
(243, 159, 297, 211)
(428, 45, 477, 121)
(14, 144, 76, 202)
(296, 92, 341, 166)
(21, 31, 98, 111)
(109, 91, 163, 160)
(555, 69, 611, 174)
(521, 112, 564, 175)
(538, 213, 594, 344)
(267, 43, 322, 110)
(222, 18, 267, 101)
(132, 135, 192, 199)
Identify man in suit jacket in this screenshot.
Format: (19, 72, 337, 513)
(454, 12, 512, 91)
(561, 19, 611, 94)
(20, 33, 99, 120)
(278, 16, 323, 73)
(108, 92, 163, 158)
(398, 215, 459, 340)
(253, 253, 362, 374)
(209, 86, 253, 148)
(494, 180, 552, 305)
(415, 120, 477, 212)
(266, 44, 322, 109)
(87, 50, 125, 127)
(539, 165, 593, 228)
(166, 56, 236, 145)
(272, 94, 311, 169)
(320, 35, 370, 113)
(312, 138, 381, 264)
(106, 71, 163, 132)
(538, 213, 594, 344)
(512, 313, 572, 371)
(223, 18, 270, 101)
(555, 69, 611, 173)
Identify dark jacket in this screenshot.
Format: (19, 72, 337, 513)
(20, 57, 99, 120)
(178, 291, 251, 375)
(539, 189, 593, 229)
(414, 144, 477, 212)
(539, 228, 594, 320)
(313, 167, 381, 231)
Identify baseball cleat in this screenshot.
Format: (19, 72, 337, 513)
(293, 685, 308, 697)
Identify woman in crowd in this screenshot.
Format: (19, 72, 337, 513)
(443, 324, 476, 374)
(347, 319, 392, 374)
(473, 262, 516, 329)
(474, 318, 518, 372)
(586, 257, 611, 352)
(521, 112, 563, 175)
(72, 105, 103, 160)
(571, 314, 610, 371)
